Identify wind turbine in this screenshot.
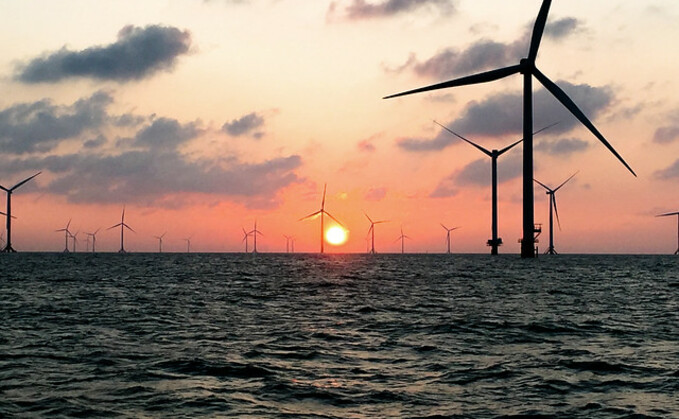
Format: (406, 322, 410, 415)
(183, 236, 192, 253)
(534, 172, 577, 255)
(241, 227, 251, 253)
(394, 226, 411, 254)
(435, 121, 557, 255)
(0, 172, 41, 252)
(441, 224, 460, 254)
(656, 211, 679, 255)
(248, 220, 263, 253)
(384, 0, 635, 258)
(56, 219, 73, 253)
(300, 184, 343, 254)
(108, 207, 134, 253)
(154, 232, 166, 253)
(283, 235, 293, 253)
(85, 228, 100, 253)
(365, 213, 388, 254)
(70, 231, 79, 253)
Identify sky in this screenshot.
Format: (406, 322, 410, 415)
(1, 0, 679, 254)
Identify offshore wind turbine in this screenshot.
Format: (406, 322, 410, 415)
(534, 172, 577, 255)
(85, 228, 100, 253)
(394, 227, 411, 254)
(283, 235, 293, 253)
(183, 236, 192, 253)
(70, 231, 79, 253)
(108, 207, 134, 253)
(365, 212, 388, 254)
(241, 227, 251, 253)
(441, 224, 460, 254)
(0, 172, 41, 253)
(56, 219, 73, 253)
(300, 184, 343, 254)
(656, 211, 679, 255)
(248, 220, 263, 253)
(435, 121, 557, 255)
(154, 232, 166, 253)
(384, 0, 635, 258)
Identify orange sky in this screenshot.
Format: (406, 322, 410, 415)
(1, 0, 679, 253)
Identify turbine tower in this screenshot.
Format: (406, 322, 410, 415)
(656, 211, 679, 255)
(85, 228, 100, 253)
(395, 227, 410, 254)
(183, 236, 192, 253)
(0, 172, 41, 253)
(435, 121, 556, 255)
(249, 220, 263, 253)
(441, 224, 460, 254)
(108, 207, 134, 253)
(384, 0, 635, 258)
(154, 232, 166, 253)
(300, 184, 343, 254)
(534, 172, 577, 255)
(365, 212, 388, 254)
(56, 219, 73, 253)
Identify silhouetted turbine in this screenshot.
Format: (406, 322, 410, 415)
(183, 236, 192, 253)
(656, 211, 679, 255)
(108, 207, 134, 253)
(365, 213, 388, 254)
(441, 224, 460, 254)
(248, 220, 263, 253)
(394, 226, 411, 254)
(242, 227, 251, 253)
(0, 172, 41, 253)
(85, 228, 100, 253)
(283, 235, 294, 253)
(384, 0, 635, 258)
(435, 121, 557, 255)
(154, 232, 167, 253)
(534, 172, 578, 255)
(300, 184, 343, 254)
(70, 231, 79, 253)
(56, 219, 73, 253)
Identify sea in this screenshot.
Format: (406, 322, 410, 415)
(1, 253, 678, 418)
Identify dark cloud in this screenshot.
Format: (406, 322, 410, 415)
(329, 0, 455, 20)
(456, 152, 523, 187)
(654, 159, 679, 180)
(429, 175, 458, 198)
(132, 117, 202, 149)
(0, 91, 112, 154)
(16, 25, 191, 83)
(544, 17, 581, 40)
(397, 134, 454, 152)
(535, 137, 589, 156)
(84, 134, 107, 149)
(653, 112, 679, 144)
(222, 112, 265, 137)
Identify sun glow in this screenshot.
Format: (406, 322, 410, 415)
(325, 226, 348, 246)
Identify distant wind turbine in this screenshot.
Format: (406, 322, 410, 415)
(300, 184, 343, 254)
(384, 0, 635, 258)
(70, 231, 79, 253)
(108, 207, 134, 253)
(365, 212, 388, 254)
(241, 227, 251, 253)
(434, 121, 557, 255)
(0, 172, 41, 253)
(656, 211, 679, 255)
(248, 220, 263, 253)
(283, 235, 293, 253)
(394, 226, 411, 254)
(183, 236, 192, 253)
(154, 232, 167, 253)
(85, 228, 100, 253)
(56, 219, 73, 253)
(441, 224, 460, 254)
(534, 172, 577, 255)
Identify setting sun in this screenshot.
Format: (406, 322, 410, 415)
(325, 226, 348, 246)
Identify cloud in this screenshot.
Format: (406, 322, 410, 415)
(429, 176, 458, 198)
(84, 134, 107, 149)
(431, 151, 523, 197)
(222, 112, 265, 137)
(654, 159, 679, 180)
(397, 134, 454, 152)
(535, 137, 589, 156)
(365, 187, 387, 201)
(653, 111, 679, 144)
(328, 0, 455, 21)
(0, 91, 112, 154)
(544, 17, 581, 40)
(132, 117, 202, 149)
(15, 25, 191, 83)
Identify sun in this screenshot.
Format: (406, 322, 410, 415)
(325, 226, 348, 246)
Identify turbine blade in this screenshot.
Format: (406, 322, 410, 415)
(440, 223, 448, 231)
(107, 223, 122, 230)
(533, 68, 637, 177)
(324, 211, 345, 228)
(10, 171, 41, 191)
(365, 212, 374, 224)
(656, 211, 679, 217)
(66, 219, 72, 229)
(496, 122, 558, 156)
(123, 223, 135, 233)
(433, 120, 491, 156)
(321, 183, 327, 210)
(528, 0, 553, 62)
(451, 227, 461, 231)
(375, 220, 389, 224)
(0, 185, 8, 192)
(384, 65, 522, 99)
(553, 195, 562, 230)
(299, 210, 322, 221)
(554, 171, 579, 192)
(533, 178, 551, 191)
